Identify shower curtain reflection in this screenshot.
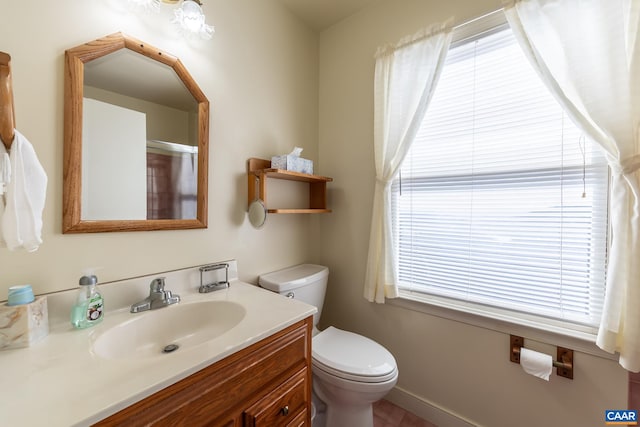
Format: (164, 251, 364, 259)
(146, 140, 198, 220)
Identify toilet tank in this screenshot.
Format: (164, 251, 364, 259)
(259, 264, 328, 329)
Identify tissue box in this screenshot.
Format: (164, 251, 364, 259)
(0, 296, 49, 350)
(271, 155, 313, 174)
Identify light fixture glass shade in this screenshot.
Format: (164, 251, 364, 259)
(173, 0, 214, 39)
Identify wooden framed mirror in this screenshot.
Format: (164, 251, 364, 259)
(63, 32, 209, 233)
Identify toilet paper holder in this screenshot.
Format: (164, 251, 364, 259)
(510, 335, 574, 379)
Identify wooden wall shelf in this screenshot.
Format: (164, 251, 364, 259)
(248, 158, 333, 214)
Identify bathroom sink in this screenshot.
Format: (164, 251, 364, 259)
(91, 301, 246, 360)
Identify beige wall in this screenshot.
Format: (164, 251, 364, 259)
(316, 0, 628, 426)
(0, 0, 319, 295)
(0, 0, 630, 425)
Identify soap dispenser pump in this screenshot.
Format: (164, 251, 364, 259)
(70, 273, 104, 329)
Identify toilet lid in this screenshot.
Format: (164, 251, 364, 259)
(312, 327, 397, 382)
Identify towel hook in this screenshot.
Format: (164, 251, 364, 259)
(0, 51, 16, 151)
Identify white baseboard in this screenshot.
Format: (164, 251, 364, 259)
(385, 386, 479, 427)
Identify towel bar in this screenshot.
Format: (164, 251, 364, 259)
(198, 263, 230, 293)
(510, 335, 574, 379)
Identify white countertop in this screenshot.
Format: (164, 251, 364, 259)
(0, 262, 316, 427)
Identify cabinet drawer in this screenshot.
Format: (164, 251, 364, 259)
(244, 368, 307, 427)
(287, 409, 307, 427)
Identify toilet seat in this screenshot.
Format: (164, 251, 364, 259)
(312, 327, 397, 383)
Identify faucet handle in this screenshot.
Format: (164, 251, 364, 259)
(150, 277, 166, 293)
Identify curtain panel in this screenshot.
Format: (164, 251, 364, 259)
(364, 23, 452, 303)
(504, 0, 640, 371)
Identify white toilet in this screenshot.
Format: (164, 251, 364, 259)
(259, 264, 398, 427)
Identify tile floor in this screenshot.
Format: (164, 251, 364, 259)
(373, 399, 438, 427)
(630, 373, 640, 412)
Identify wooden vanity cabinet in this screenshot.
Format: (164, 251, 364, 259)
(94, 317, 312, 427)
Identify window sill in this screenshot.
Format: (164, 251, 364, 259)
(390, 290, 618, 361)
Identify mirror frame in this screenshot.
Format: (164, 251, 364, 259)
(63, 32, 209, 233)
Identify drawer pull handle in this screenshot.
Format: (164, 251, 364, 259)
(280, 405, 289, 416)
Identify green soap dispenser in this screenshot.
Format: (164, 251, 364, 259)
(70, 273, 104, 329)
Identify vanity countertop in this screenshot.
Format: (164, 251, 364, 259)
(0, 262, 316, 427)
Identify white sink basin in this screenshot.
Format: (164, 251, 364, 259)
(91, 301, 246, 360)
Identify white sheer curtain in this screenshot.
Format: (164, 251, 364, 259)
(364, 23, 452, 303)
(504, 0, 640, 371)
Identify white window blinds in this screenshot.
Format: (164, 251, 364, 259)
(394, 23, 609, 329)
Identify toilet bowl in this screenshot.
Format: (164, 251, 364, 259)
(312, 326, 398, 427)
(258, 264, 398, 427)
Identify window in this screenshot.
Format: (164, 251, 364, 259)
(393, 16, 609, 332)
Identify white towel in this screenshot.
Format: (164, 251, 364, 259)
(0, 130, 47, 252)
(0, 152, 10, 245)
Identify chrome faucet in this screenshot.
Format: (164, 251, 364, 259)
(130, 277, 180, 313)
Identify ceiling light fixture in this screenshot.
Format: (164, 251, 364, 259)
(172, 0, 214, 39)
(127, 0, 214, 40)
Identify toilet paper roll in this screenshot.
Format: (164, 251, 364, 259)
(520, 347, 553, 381)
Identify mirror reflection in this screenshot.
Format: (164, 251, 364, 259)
(63, 33, 209, 233)
(82, 49, 198, 221)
